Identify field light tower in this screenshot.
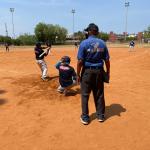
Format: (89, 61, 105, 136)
(10, 8, 15, 39)
(71, 9, 75, 39)
(125, 1, 130, 40)
(5, 23, 8, 37)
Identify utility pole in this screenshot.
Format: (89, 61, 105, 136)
(5, 23, 8, 37)
(10, 8, 15, 39)
(71, 9, 75, 40)
(125, 1, 130, 41)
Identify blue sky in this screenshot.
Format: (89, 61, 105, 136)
(0, 0, 150, 37)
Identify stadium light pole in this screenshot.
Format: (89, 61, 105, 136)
(71, 9, 75, 40)
(10, 8, 15, 39)
(124, 1, 130, 41)
(5, 23, 8, 37)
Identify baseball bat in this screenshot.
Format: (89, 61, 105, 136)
(39, 48, 51, 58)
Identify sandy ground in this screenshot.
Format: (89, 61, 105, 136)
(0, 45, 150, 150)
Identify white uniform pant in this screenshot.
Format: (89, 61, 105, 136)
(36, 59, 48, 78)
(129, 45, 135, 51)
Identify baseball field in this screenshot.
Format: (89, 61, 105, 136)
(0, 44, 150, 150)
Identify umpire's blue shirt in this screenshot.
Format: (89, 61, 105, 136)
(77, 35, 110, 67)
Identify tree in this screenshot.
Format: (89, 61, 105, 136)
(0, 36, 12, 45)
(34, 22, 49, 42)
(34, 23, 68, 44)
(143, 25, 150, 41)
(47, 24, 57, 43)
(74, 31, 85, 41)
(98, 32, 109, 41)
(74, 31, 109, 42)
(0, 36, 5, 43)
(12, 39, 21, 46)
(126, 36, 136, 42)
(148, 25, 150, 32)
(17, 34, 36, 45)
(56, 26, 68, 44)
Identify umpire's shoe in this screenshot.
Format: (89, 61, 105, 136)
(97, 114, 105, 122)
(80, 115, 90, 125)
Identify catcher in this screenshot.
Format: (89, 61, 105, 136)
(55, 56, 77, 95)
(34, 42, 51, 81)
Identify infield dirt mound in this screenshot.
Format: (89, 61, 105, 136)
(9, 75, 80, 106)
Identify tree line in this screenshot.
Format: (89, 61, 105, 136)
(0, 23, 150, 46)
(0, 22, 68, 46)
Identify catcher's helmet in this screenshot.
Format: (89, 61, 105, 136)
(35, 42, 41, 48)
(61, 56, 71, 64)
(84, 23, 99, 33)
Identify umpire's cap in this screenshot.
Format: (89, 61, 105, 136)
(85, 23, 99, 33)
(61, 56, 71, 64)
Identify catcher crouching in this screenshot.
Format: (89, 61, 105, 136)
(55, 56, 77, 96)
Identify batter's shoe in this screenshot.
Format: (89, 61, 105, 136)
(57, 89, 64, 93)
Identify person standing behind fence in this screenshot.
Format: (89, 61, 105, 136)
(74, 42, 78, 49)
(129, 40, 135, 51)
(77, 23, 110, 125)
(5, 43, 9, 52)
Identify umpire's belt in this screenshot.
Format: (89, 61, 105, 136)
(84, 66, 103, 69)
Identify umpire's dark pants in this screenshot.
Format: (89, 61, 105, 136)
(81, 68, 105, 117)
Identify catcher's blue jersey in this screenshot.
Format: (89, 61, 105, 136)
(56, 62, 76, 87)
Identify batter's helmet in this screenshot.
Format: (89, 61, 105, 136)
(35, 42, 41, 48)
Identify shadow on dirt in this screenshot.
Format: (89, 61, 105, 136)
(0, 99, 7, 105)
(0, 90, 7, 94)
(65, 88, 81, 96)
(0, 90, 7, 105)
(90, 103, 126, 122)
(11, 75, 81, 105)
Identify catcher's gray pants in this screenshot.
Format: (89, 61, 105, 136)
(36, 59, 48, 78)
(57, 80, 77, 94)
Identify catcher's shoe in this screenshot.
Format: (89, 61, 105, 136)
(57, 89, 64, 93)
(57, 86, 65, 93)
(41, 76, 48, 81)
(63, 89, 68, 96)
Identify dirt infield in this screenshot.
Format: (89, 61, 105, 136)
(0, 45, 150, 150)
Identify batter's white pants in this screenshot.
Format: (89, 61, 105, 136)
(36, 59, 48, 78)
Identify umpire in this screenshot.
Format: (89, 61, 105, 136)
(77, 23, 110, 125)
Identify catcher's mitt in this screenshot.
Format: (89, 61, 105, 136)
(103, 70, 109, 83)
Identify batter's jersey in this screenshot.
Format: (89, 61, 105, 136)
(34, 47, 46, 60)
